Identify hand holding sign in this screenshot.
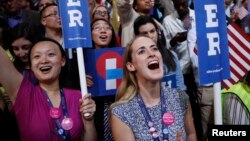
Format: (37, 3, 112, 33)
(80, 93, 96, 120)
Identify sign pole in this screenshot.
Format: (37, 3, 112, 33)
(213, 82, 222, 124)
(76, 48, 90, 117)
(76, 48, 87, 96)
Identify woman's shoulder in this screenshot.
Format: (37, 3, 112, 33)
(113, 98, 136, 109)
(111, 97, 140, 125)
(162, 87, 189, 103)
(63, 88, 80, 92)
(112, 97, 137, 114)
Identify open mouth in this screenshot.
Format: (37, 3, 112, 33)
(148, 61, 159, 70)
(40, 66, 52, 73)
(99, 35, 108, 40)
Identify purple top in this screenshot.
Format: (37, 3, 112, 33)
(13, 76, 84, 141)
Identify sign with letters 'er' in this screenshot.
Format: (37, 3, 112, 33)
(83, 48, 124, 97)
(58, 0, 92, 48)
(194, 0, 230, 84)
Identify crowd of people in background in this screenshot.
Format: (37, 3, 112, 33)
(0, 0, 249, 141)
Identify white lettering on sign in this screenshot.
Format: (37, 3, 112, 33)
(204, 4, 220, 56)
(204, 4, 218, 28)
(67, 0, 83, 27)
(67, 0, 80, 6)
(207, 33, 220, 55)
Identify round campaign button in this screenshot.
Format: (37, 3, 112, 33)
(152, 132, 159, 138)
(49, 108, 61, 119)
(57, 128, 64, 136)
(163, 128, 169, 134)
(149, 127, 156, 133)
(162, 112, 174, 126)
(148, 121, 153, 127)
(61, 117, 74, 130)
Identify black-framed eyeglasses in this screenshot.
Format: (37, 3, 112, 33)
(43, 13, 59, 18)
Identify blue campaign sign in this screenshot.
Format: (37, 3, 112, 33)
(83, 47, 124, 97)
(194, 0, 230, 84)
(161, 74, 176, 89)
(58, 0, 92, 48)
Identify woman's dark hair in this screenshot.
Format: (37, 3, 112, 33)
(6, 23, 40, 71)
(91, 18, 118, 48)
(29, 38, 68, 87)
(133, 15, 176, 72)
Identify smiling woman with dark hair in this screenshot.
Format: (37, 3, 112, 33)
(0, 38, 97, 141)
(91, 18, 117, 49)
(7, 23, 40, 82)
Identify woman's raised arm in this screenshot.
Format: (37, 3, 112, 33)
(0, 46, 23, 103)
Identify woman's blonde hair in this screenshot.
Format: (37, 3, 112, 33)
(110, 36, 147, 109)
